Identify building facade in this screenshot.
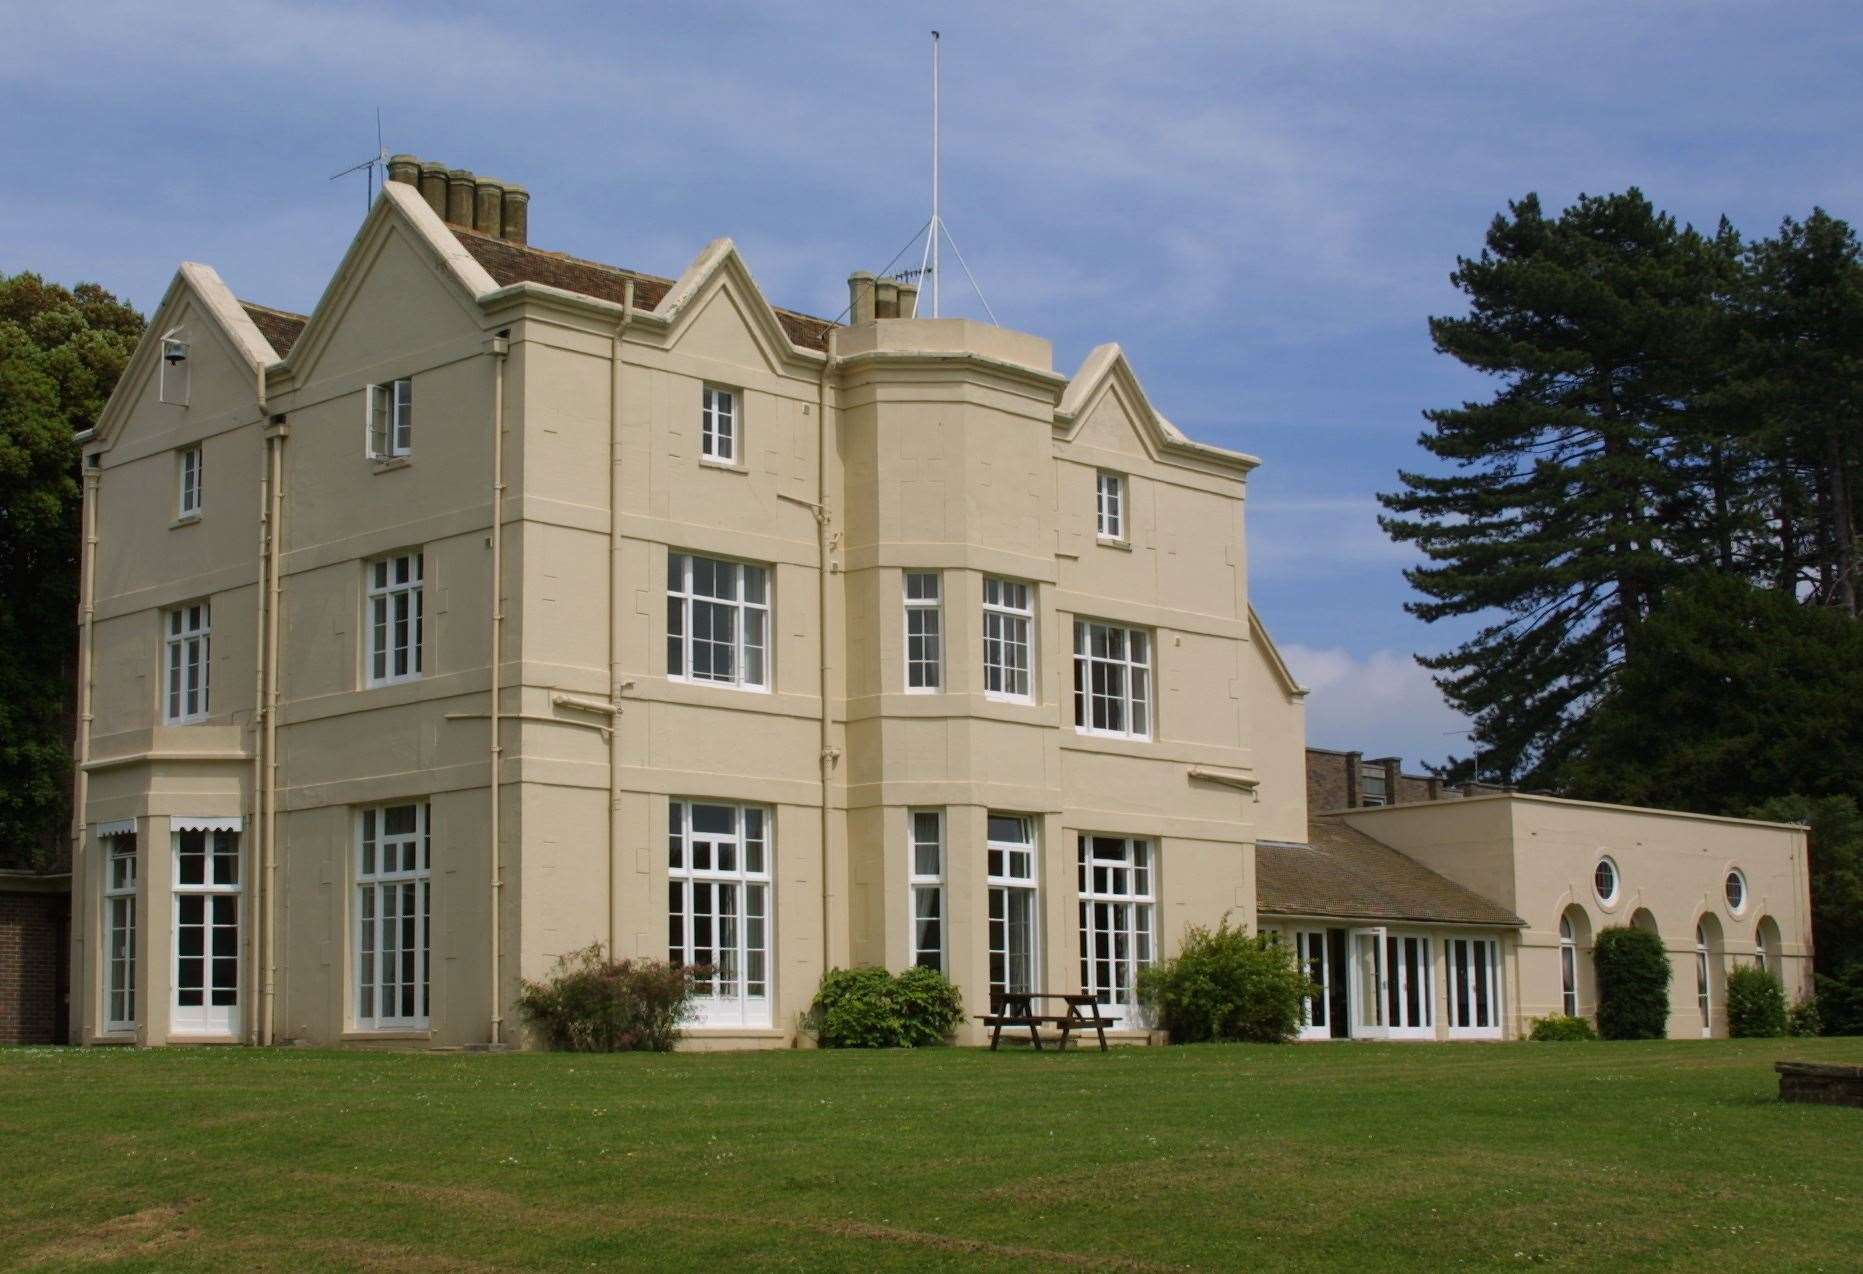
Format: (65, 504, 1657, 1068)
(68, 161, 1307, 1049)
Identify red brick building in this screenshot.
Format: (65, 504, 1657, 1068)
(0, 872, 70, 1045)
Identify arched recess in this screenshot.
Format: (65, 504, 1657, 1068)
(1755, 915, 1782, 977)
(1630, 907, 1658, 936)
(1695, 912, 1725, 1038)
(1558, 904, 1593, 1018)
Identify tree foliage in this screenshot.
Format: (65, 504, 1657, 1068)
(0, 272, 143, 869)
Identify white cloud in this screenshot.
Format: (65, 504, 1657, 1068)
(1281, 642, 1471, 766)
(1247, 497, 1413, 581)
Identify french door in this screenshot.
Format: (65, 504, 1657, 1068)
(1348, 927, 1388, 1039)
(172, 827, 241, 1036)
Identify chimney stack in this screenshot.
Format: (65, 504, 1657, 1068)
(386, 157, 530, 244)
(845, 271, 926, 325)
(847, 272, 877, 325)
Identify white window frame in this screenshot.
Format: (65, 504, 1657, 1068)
(1359, 764, 1389, 807)
(982, 577, 1034, 702)
(1445, 935, 1502, 1039)
(354, 802, 432, 1031)
(1095, 470, 1125, 541)
(103, 832, 138, 1031)
(701, 384, 738, 464)
(1594, 855, 1619, 906)
(987, 813, 1039, 998)
(1076, 835, 1154, 1027)
(1724, 869, 1747, 916)
(1696, 922, 1713, 1037)
(1559, 915, 1579, 1017)
(177, 444, 203, 518)
(366, 377, 414, 459)
(1295, 929, 1331, 1040)
(666, 553, 770, 691)
(668, 800, 772, 1028)
(904, 571, 943, 693)
(909, 809, 945, 972)
(366, 552, 425, 686)
(164, 602, 211, 723)
(171, 826, 241, 1037)
(1072, 619, 1153, 740)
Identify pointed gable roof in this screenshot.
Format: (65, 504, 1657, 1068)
(1055, 343, 1260, 474)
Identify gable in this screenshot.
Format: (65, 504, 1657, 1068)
(285, 219, 488, 389)
(91, 268, 270, 454)
(1073, 375, 1155, 460)
(668, 281, 782, 377)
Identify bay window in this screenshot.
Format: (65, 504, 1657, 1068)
(987, 813, 1038, 996)
(104, 830, 138, 1031)
(172, 823, 241, 1036)
(982, 577, 1033, 701)
(904, 571, 942, 691)
(909, 809, 945, 971)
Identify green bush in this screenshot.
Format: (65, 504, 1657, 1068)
(516, 945, 697, 1052)
(1725, 965, 1788, 1038)
(1814, 964, 1863, 1036)
(1529, 1013, 1598, 1041)
(807, 965, 964, 1048)
(1788, 994, 1823, 1038)
(1135, 919, 1313, 1044)
(892, 965, 966, 1045)
(1593, 926, 1673, 1040)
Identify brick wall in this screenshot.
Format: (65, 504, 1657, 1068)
(0, 889, 70, 1045)
(1307, 749, 1358, 812)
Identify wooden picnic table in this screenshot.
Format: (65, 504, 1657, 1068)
(976, 991, 1112, 1051)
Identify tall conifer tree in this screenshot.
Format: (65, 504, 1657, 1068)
(1379, 191, 1736, 779)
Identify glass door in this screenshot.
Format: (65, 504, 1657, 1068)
(1348, 927, 1388, 1039)
(172, 828, 241, 1036)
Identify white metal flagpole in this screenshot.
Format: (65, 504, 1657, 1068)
(931, 29, 941, 318)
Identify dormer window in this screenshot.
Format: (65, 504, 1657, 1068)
(160, 336, 190, 405)
(367, 378, 414, 460)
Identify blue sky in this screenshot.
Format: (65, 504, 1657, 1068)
(7, 1, 1860, 766)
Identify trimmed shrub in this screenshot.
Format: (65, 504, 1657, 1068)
(516, 945, 697, 1052)
(1725, 965, 1788, 1038)
(1788, 994, 1823, 1038)
(807, 965, 964, 1048)
(892, 965, 966, 1045)
(1135, 919, 1312, 1043)
(1593, 925, 1673, 1040)
(1529, 1013, 1598, 1041)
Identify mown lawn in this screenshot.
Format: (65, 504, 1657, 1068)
(2, 1038, 1860, 1271)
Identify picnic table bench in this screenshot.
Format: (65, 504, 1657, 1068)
(976, 991, 1111, 1051)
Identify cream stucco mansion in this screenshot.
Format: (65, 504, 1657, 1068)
(70, 160, 1814, 1049)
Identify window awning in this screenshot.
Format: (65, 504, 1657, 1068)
(171, 815, 243, 833)
(93, 819, 136, 838)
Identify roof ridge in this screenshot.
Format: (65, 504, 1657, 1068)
(238, 299, 309, 322)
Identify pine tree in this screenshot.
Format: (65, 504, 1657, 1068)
(1379, 191, 1737, 779)
(0, 273, 143, 869)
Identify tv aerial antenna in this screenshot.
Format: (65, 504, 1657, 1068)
(330, 108, 388, 214)
(854, 32, 998, 324)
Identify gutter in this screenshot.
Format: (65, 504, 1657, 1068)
(70, 461, 100, 1040)
(608, 282, 634, 961)
(261, 415, 286, 1046)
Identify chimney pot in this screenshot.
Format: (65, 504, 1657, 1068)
(418, 162, 448, 218)
(847, 272, 877, 326)
(473, 177, 506, 236)
(874, 279, 900, 319)
(500, 184, 529, 245)
(387, 154, 420, 187)
(445, 169, 476, 227)
(896, 279, 920, 318)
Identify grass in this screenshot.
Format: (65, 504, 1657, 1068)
(3, 1038, 1861, 1271)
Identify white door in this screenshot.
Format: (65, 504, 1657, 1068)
(172, 828, 241, 1036)
(1348, 927, 1388, 1039)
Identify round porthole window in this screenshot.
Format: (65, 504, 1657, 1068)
(1594, 856, 1619, 905)
(1725, 869, 1747, 915)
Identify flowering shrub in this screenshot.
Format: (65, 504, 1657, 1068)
(516, 945, 699, 1052)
